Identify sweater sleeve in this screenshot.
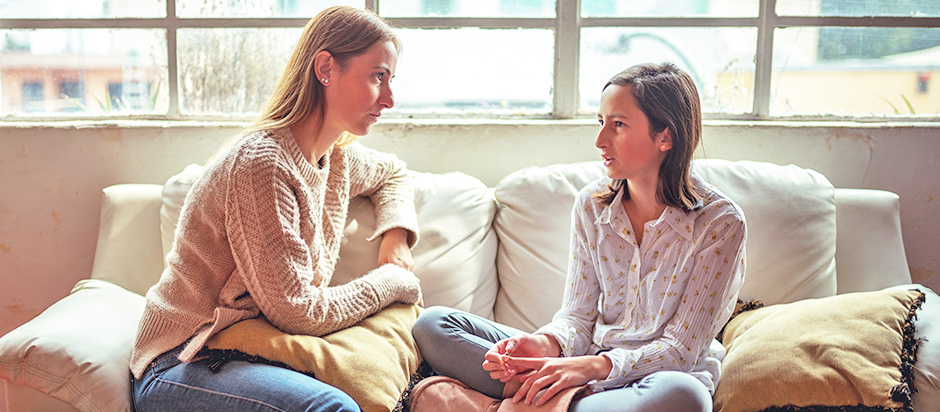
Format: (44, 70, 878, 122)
(225, 150, 420, 336)
(342, 142, 419, 247)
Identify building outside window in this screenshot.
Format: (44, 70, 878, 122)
(0, 0, 937, 120)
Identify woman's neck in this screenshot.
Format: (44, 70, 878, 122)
(289, 117, 343, 165)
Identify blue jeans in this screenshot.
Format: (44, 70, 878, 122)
(132, 344, 359, 412)
(412, 306, 713, 412)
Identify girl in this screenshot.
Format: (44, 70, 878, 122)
(131, 6, 421, 411)
(413, 63, 746, 411)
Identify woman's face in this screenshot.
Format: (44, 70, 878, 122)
(323, 40, 397, 137)
(595, 84, 669, 182)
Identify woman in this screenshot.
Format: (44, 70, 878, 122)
(130, 6, 421, 411)
(413, 63, 746, 411)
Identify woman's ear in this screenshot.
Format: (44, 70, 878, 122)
(314, 50, 334, 86)
(658, 128, 673, 152)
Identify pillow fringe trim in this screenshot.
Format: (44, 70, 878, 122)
(758, 289, 926, 412)
(198, 348, 314, 378)
(394, 361, 435, 412)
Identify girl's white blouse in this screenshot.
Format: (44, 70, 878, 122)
(536, 177, 747, 394)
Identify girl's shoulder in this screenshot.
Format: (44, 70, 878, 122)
(693, 178, 747, 227)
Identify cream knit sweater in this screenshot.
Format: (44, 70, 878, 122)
(130, 128, 421, 379)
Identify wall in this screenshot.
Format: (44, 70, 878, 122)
(1, 120, 939, 343)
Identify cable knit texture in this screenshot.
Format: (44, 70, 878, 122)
(130, 128, 420, 379)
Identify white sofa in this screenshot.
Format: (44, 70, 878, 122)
(2, 159, 938, 412)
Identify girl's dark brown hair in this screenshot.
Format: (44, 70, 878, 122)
(593, 62, 703, 212)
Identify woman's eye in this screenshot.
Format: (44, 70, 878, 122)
(615, 121, 625, 127)
(598, 119, 604, 126)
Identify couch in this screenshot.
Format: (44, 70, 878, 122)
(2, 158, 938, 412)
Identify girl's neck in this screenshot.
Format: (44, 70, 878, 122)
(623, 178, 666, 227)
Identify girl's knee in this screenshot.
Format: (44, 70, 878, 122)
(646, 371, 712, 412)
(412, 306, 450, 343)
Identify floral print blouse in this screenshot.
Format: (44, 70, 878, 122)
(535, 177, 747, 394)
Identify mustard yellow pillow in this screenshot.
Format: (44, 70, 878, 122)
(714, 289, 924, 412)
(206, 303, 423, 412)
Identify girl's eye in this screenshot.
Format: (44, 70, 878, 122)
(615, 121, 625, 127)
(598, 119, 604, 126)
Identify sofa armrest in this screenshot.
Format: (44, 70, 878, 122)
(90, 183, 164, 296)
(834, 188, 912, 294)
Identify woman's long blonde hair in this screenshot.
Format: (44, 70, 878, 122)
(245, 6, 400, 147)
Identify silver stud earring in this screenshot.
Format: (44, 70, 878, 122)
(321, 78, 329, 85)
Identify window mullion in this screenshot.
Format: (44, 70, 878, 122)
(753, 0, 776, 118)
(367, 0, 378, 14)
(554, 0, 580, 119)
(166, 0, 180, 118)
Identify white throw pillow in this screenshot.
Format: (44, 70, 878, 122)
(160, 163, 204, 264)
(693, 159, 837, 305)
(160, 165, 500, 319)
(492, 159, 838, 332)
(0, 279, 144, 412)
(333, 171, 499, 318)
(493, 161, 606, 331)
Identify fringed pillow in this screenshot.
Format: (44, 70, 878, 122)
(204, 303, 423, 412)
(714, 288, 925, 412)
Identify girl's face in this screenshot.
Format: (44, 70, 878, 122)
(595, 84, 670, 182)
(323, 40, 397, 137)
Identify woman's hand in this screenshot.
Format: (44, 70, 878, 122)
(378, 228, 414, 270)
(506, 355, 612, 406)
(482, 333, 561, 382)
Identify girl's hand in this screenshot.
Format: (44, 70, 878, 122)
(506, 355, 612, 406)
(378, 228, 414, 270)
(482, 333, 561, 382)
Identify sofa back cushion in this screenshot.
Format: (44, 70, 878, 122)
(160, 165, 500, 318)
(492, 159, 837, 332)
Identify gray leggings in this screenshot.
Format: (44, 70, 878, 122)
(412, 306, 713, 412)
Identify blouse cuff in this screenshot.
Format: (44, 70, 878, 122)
(589, 348, 639, 392)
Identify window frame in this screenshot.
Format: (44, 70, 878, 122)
(1, 0, 939, 121)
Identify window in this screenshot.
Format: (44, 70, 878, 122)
(1, 0, 937, 120)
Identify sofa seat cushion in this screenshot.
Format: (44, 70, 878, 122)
(0, 279, 144, 412)
(161, 165, 500, 319)
(714, 288, 925, 412)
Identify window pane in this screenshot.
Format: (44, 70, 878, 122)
(777, 0, 939, 17)
(580, 27, 757, 115)
(771, 27, 940, 116)
(178, 28, 300, 115)
(582, 0, 757, 17)
(390, 28, 554, 115)
(177, 0, 360, 18)
(0, 0, 165, 18)
(0, 29, 168, 116)
(381, 0, 555, 18)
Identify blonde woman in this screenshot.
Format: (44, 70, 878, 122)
(130, 6, 421, 411)
(413, 63, 746, 411)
